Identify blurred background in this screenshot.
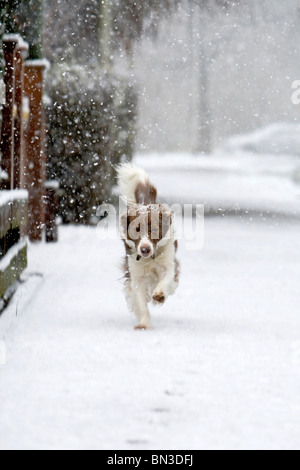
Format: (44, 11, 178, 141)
(1, 0, 299, 223)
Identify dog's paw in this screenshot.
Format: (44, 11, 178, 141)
(134, 323, 151, 331)
(152, 291, 166, 304)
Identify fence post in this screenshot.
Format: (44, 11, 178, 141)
(14, 40, 29, 190)
(24, 61, 48, 242)
(45, 181, 59, 243)
(0, 36, 19, 190)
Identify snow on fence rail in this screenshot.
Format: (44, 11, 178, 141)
(0, 190, 28, 305)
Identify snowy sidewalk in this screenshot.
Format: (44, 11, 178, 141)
(0, 220, 300, 450)
(135, 153, 300, 218)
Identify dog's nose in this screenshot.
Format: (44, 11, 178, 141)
(141, 246, 151, 256)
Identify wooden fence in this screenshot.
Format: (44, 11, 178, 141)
(0, 34, 57, 308)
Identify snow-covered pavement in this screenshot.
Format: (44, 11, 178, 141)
(0, 219, 300, 450)
(135, 153, 300, 218)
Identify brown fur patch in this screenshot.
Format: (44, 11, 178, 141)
(135, 182, 157, 205)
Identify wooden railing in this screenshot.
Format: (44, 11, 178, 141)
(0, 191, 27, 307)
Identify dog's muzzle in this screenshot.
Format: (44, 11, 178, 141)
(137, 239, 154, 259)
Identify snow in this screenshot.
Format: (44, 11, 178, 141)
(1, 35, 28, 51)
(0, 169, 8, 182)
(134, 2, 300, 153)
(3, 34, 23, 44)
(0, 190, 28, 207)
(0, 219, 300, 450)
(45, 180, 60, 190)
(25, 59, 51, 70)
(220, 123, 300, 157)
(0, 240, 27, 272)
(135, 153, 300, 218)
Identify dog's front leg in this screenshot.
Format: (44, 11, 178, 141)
(152, 265, 177, 305)
(131, 279, 151, 330)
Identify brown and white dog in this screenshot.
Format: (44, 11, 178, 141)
(117, 163, 179, 330)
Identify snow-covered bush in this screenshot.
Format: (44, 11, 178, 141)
(46, 63, 137, 224)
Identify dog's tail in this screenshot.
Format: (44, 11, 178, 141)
(117, 162, 157, 205)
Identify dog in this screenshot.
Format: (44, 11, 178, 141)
(117, 163, 180, 330)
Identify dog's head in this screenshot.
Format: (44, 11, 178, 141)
(120, 204, 173, 260)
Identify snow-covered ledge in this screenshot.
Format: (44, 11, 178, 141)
(0, 190, 28, 306)
(26, 59, 51, 71)
(0, 189, 28, 207)
(0, 240, 27, 272)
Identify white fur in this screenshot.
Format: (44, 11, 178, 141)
(117, 162, 150, 206)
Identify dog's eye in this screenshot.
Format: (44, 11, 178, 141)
(136, 227, 140, 233)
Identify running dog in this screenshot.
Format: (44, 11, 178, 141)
(117, 163, 179, 330)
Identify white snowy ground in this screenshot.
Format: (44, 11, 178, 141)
(0, 218, 300, 450)
(135, 153, 300, 218)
